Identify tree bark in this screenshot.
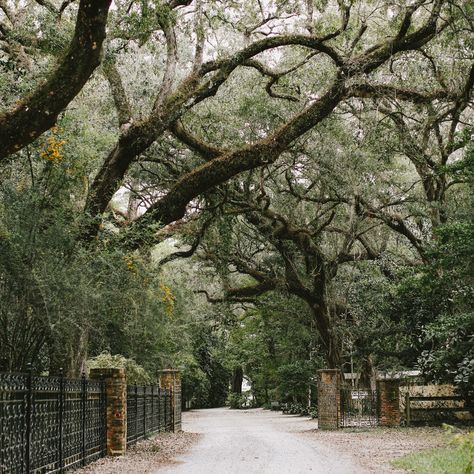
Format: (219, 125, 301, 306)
(231, 367, 243, 394)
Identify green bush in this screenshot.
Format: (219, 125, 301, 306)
(86, 352, 153, 385)
(282, 402, 312, 416)
(227, 393, 248, 409)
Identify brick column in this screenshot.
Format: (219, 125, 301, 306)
(90, 368, 127, 455)
(159, 369, 182, 432)
(377, 379, 401, 427)
(317, 369, 341, 430)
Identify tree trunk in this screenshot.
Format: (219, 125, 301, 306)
(231, 366, 243, 394)
(359, 355, 377, 389)
(310, 302, 341, 370)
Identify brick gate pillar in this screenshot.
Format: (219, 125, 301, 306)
(377, 378, 401, 427)
(159, 369, 182, 432)
(90, 368, 127, 455)
(317, 369, 341, 430)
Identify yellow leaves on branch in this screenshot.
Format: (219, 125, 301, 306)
(40, 126, 66, 164)
(159, 282, 176, 318)
(124, 255, 137, 274)
(122, 254, 176, 317)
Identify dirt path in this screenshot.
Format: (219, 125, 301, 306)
(154, 408, 368, 474)
(306, 426, 447, 473)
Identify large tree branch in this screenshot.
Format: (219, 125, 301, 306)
(0, 0, 15, 25)
(360, 201, 426, 259)
(199, 34, 344, 74)
(103, 59, 133, 128)
(353, 0, 444, 74)
(129, 79, 345, 239)
(0, 0, 112, 160)
(153, 12, 178, 111)
(86, 0, 448, 242)
(84, 33, 342, 229)
(169, 121, 227, 159)
(195, 262, 280, 303)
(158, 217, 211, 265)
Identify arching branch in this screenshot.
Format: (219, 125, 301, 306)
(158, 218, 212, 265)
(0, 0, 112, 160)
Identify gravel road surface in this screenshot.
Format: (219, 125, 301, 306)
(154, 408, 367, 474)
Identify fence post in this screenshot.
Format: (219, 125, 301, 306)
(135, 384, 138, 442)
(163, 389, 168, 430)
(90, 368, 127, 456)
(159, 369, 182, 432)
(81, 373, 87, 466)
(158, 387, 161, 431)
(405, 391, 411, 426)
(317, 369, 341, 430)
(25, 364, 33, 473)
(58, 368, 64, 473)
(143, 387, 147, 437)
(377, 378, 401, 427)
(151, 385, 154, 431)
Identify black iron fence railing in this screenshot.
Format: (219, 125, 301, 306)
(0, 371, 106, 473)
(1, 371, 175, 473)
(126, 385, 173, 446)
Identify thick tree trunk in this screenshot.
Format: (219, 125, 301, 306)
(310, 303, 341, 369)
(231, 366, 243, 394)
(359, 355, 377, 389)
(307, 272, 342, 370)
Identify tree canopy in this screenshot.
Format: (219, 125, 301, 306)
(0, 0, 472, 406)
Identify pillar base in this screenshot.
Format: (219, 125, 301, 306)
(90, 368, 127, 455)
(377, 379, 401, 427)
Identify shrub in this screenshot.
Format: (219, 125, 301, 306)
(86, 352, 153, 385)
(227, 393, 248, 409)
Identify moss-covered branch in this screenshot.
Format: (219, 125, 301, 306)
(0, 0, 112, 160)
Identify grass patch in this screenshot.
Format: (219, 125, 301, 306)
(392, 446, 473, 473)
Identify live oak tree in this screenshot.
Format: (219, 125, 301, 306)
(1, 0, 473, 379)
(149, 4, 472, 369)
(2, 0, 469, 238)
(84, 0, 468, 240)
(119, 0, 470, 375)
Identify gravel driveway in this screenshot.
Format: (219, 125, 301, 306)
(154, 408, 368, 474)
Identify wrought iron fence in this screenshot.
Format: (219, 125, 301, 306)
(1, 371, 176, 472)
(0, 371, 106, 473)
(340, 386, 379, 428)
(126, 385, 173, 446)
